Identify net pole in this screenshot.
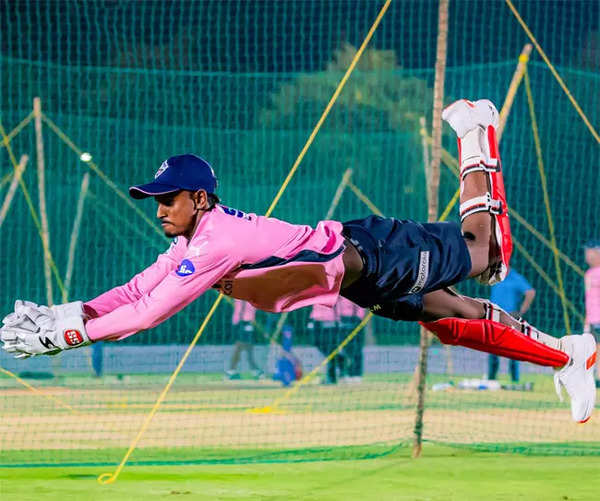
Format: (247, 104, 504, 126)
(325, 168, 353, 220)
(413, 0, 449, 459)
(497, 43, 532, 141)
(63, 173, 90, 301)
(420, 117, 432, 207)
(523, 70, 571, 334)
(33, 97, 54, 307)
(420, 116, 453, 375)
(0, 120, 65, 293)
(0, 154, 28, 228)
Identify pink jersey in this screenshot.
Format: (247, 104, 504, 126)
(84, 205, 346, 341)
(310, 304, 339, 323)
(585, 266, 600, 325)
(336, 296, 366, 319)
(232, 300, 256, 325)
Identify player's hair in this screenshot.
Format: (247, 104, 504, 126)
(207, 193, 220, 209)
(187, 189, 220, 210)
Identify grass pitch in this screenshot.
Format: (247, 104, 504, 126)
(1, 445, 598, 501)
(1, 372, 599, 467)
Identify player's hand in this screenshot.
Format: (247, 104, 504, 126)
(1, 300, 91, 358)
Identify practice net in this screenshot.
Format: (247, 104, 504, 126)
(0, 0, 598, 466)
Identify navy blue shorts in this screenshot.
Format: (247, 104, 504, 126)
(340, 216, 472, 321)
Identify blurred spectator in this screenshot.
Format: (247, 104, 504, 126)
(337, 296, 367, 383)
(487, 269, 536, 382)
(584, 240, 600, 387)
(225, 300, 263, 380)
(308, 304, 343, 384)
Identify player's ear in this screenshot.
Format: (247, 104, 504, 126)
(192, 190, 208, 211)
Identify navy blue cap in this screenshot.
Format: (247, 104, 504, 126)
(584, 239, 600, 250)
(129, 154, 218, 200)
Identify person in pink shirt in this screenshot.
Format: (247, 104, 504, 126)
(2, 99, 596, 423)
(225, 300, 263, 380)
(584, 240, 600, 387)
(336, 296, 367, 382)
(308, 303, 343, 384)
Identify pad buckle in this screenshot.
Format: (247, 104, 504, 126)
(459, 193, 503, 222)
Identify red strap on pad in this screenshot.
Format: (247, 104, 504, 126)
(487, 125, 513, 279)
(421, 317, 568, 368)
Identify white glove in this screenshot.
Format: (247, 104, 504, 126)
(1, 301, 91, 358)
(2, 300, 53, 331)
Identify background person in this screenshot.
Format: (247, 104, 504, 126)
(308, 304, 343, 385)
(487, 268, 536, 382)
(225, 300, 263, 380)
(584, 240, 600, 387)
(337, 296, 367, 383)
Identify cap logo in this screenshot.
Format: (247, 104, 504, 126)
(155, 161, 169, 179)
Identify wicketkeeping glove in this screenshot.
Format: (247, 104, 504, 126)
(1, 300, 91, 358)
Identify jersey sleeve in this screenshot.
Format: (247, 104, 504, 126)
(83, 239, 182, 318)
(85, 246, 237, 341)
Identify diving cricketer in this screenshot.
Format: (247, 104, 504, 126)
(1, 99, 596, 422)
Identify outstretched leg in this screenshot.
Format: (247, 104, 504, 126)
(442, 99, 512, 284)
(420, 289, 597, 422)
(420, 289, 567, 365)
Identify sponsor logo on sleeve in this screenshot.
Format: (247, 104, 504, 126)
(176, 259, 196, 276)
(63, 329, 84, 346)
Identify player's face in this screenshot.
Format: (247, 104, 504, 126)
(585, 248, 600, 268)
(155, 190, 205, 239)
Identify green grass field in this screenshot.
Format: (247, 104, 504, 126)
(1, 445, 598, 501)
(2, 371, 599, 499)
(1, 371, 599, 467)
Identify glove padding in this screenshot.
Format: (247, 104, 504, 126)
(2, 300, 53, 331)
(1, 300, 91, 358)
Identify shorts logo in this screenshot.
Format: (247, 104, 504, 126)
(408, 251, 430, 294)
(155, 161, 169, 179)
(64, 329, 84, 346)
(176, 259, 195, 276)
